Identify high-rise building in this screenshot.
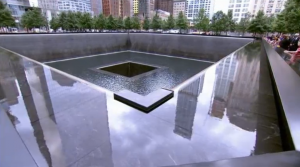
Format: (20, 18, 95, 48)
(120, 0, 132, 18)
(139, 0, 155, 19)
(155, 0, 173, 14)
(185, 0, 215, 21)
(226, 0, 287, 22)
(251, 0, 286, 16)
(91, 0, 102, 16)
(37, 0, 58, 22)
(173, 0, 186, 18)
(133, 0, 139, 14)
(174, 75, 205, 139)
(102, 0, 119, 17)
(1, 0, 30, 22)
(57, 0, 93, 15)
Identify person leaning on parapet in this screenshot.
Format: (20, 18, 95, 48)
(279, 35, 291, 50)
(284, 40, 300, 64)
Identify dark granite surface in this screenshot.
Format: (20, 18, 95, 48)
(263, 41, 300, 151)
(0, 41, 283, 167)
(0, 33, 252, 63)
(46, 51, 212, 95)
(114, 88, 174, 112)
(164, 151, 300, 167)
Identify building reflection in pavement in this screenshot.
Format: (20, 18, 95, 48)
(174, 74, 205, 139)
(0, 54, 114, 166)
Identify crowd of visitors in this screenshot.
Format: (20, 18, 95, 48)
(266, 34, 300, 64)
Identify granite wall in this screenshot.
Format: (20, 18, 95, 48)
(129, 34, 253, 62)
(0, 33, 130, 62)
(0, 33, 252, 62)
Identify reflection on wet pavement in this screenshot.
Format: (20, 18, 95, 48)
(0, 41, 282, 167)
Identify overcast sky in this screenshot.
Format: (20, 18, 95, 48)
(213, 0, 230, 13)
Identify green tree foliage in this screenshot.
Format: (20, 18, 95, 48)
(194, 8, 209, 32)
(176, 11, 188, 33)
(106, 15, 116, 30)
(143, 17, 150, 30)
(117, 17, 124, 29)
(124, 17, 131, 30)
(282, 0, 300, 33)
(21, 8, 46, 30)
(95, 14, 106, 31)
(210, 11, 227, 35)
(265, 14, 276, 33)
(131, 16, 140, 30)
(50, 16, 60, 32)
(236, 13, 251, 36)
(167, 14, 175, 29)
(78, 13, 93, 31)
(248, 10, 268, 35)
(225, 10, 236, 33)
(0, 1, 15, 28)
(151, 13, 161, 30)
(58, 12, 68, 30)
(65, 11, 78, 31)
(272, 14, 286, 33)
(161, 20, 168, 31)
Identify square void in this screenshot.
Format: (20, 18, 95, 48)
(99, 62, 157, 78)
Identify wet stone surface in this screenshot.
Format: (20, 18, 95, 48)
(46, 52, 212, 95)
(0, 41, 283, 167)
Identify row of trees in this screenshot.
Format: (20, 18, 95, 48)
(49, 11, 189, 32)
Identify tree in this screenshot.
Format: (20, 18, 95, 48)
(167, 14, 175, 30)
(161, 20, 168, 31)
(124, 17, 131, 31)
(116, 17, 124, 30)
(248, 10, 268, 36)
(21, 8, 46, 31)
(225, 10, 236, 34)
(282, 0, 300, 34)
(106, 15, 116, 30)
(176, 11, 188, 33)
(236, 13, 251, 36)
(151, 13, 161, 30)
(95, 13, 106, 31)
(65, 11, 78, 31)
(265, 14, 276, 33)
(0, 1, 15, 30)
(272, 14, 286, 34)
(78, 12, 93, 31)
(194, 8, 210, 32)
(58, 12, 68, 30)
(50, 16, 60, 32)
(143, 17, 150, 30)
(131, 16, 140, 30)
(210, 11, 227, 35)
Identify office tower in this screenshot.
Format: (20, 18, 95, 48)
(155, 0, 173, 13)
(102, 0, 119, 17)
(251, 0, 286, 16)
(139, 0, 155, 19)
(173, 0, 186, 18)
(37, 0, 58, 22)
(120, 0, 132, 18)
(174, 75, 205, 139)
(57, 0, 94, 15)
(185, 0, 215, 21)
(1, 0, 30, 21)
(133, 0, 139, 14)
(91, 0, 102, 16)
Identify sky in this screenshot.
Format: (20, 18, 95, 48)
(213, 0, 230, 13)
